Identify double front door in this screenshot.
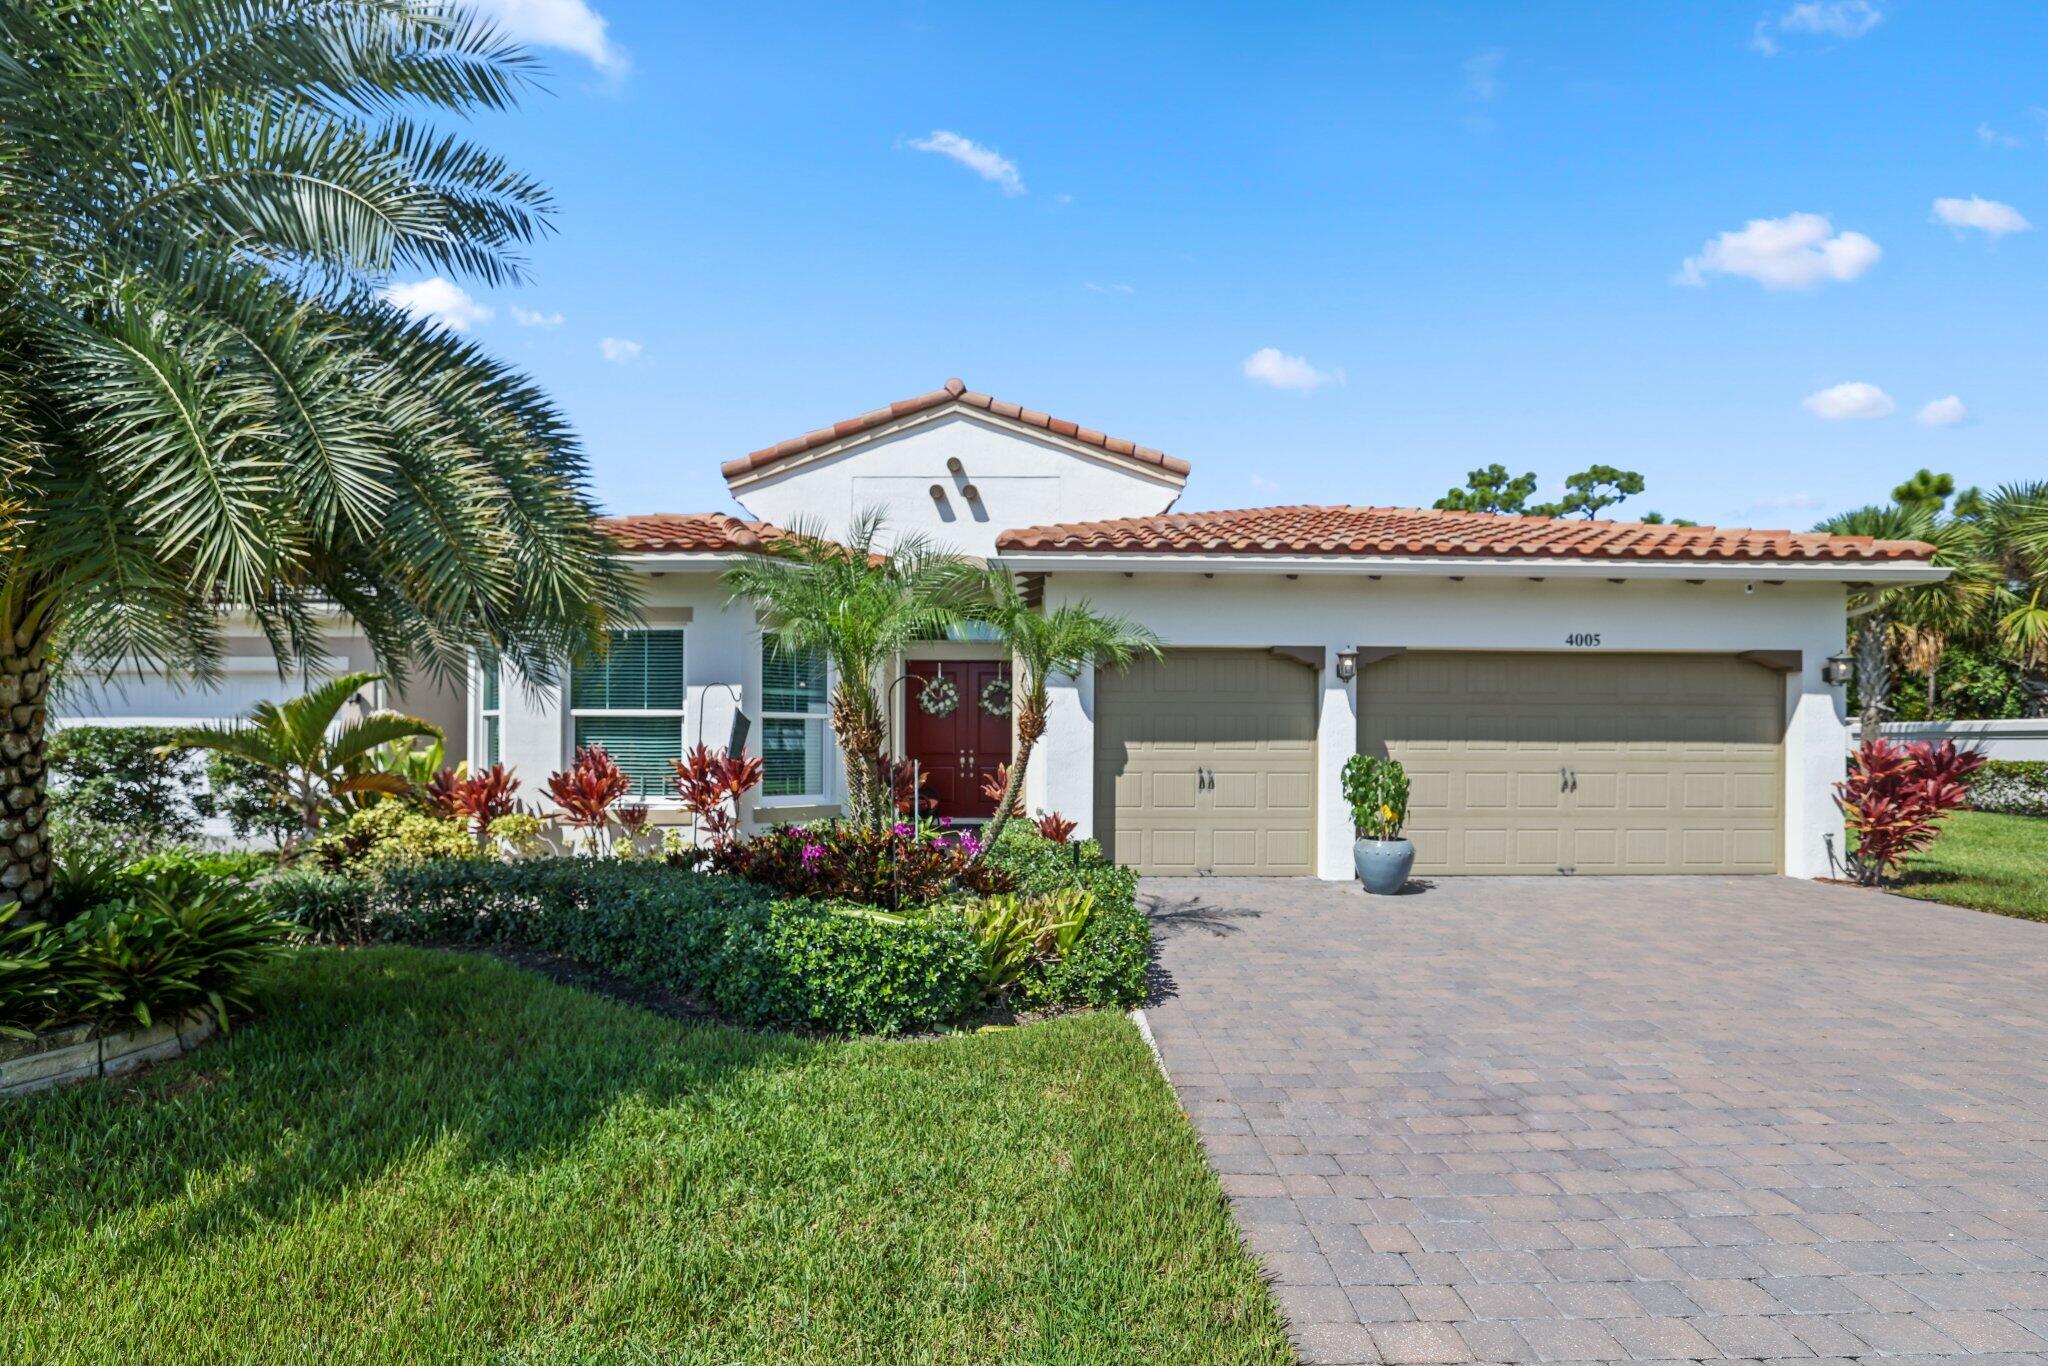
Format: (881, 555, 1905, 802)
(903, 659, 1013, 820)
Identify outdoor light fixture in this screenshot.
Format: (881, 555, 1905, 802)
(1823, 653, 1854, 687)
(1335, 649, 1359, 681)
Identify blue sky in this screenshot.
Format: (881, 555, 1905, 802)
(399, 1, 2046, 529)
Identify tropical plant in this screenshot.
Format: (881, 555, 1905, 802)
(960, 889, 1099, 998)
(712, 822, 1014, 910)
(979, 762, 1021, 818)
(722, 512, 976, 826)
(163, 672, 440, 849)
(669, 744, 764, 849)
(486, 811, 549, 860)
(0, 1, 634, 914)
(1836, 739, 1986, 887)
(546, 745, 632, 849)
(958, 571, 1162, 845)
(47, 725, 202, 852)
(1968, 483, 2048, 716)
(367, 737, 447, 797)
(312, 802, 480, 873)
(1342, 754, 1411, 841)
(426, 762, 525, 839)
(1033, 811, 1079, 843)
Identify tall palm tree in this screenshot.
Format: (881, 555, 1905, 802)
(167, 671, 439, 848)
(1813, 505, 1988, 733)
(722, 512, 974, 827)
(963, 570, 1161, 846)
(0, 2, 633, 911)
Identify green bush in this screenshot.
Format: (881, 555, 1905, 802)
(48, 724, 203, 860)
(1970, 760, 2048, 817)
(718, 899, 982, 1035)
(260, 869, 370, 945)
(194, 751, 296, 846)
(312, 803, 482, 873)
(1, 862, 291, 1037)
(981, 826, 1149, 1010)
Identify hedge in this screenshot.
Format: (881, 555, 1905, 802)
(1969, 759, 2048, 818)
(981, 826, 1150, 1010)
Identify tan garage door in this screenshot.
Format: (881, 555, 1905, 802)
(1095, 649, 1317, 875)
(1360, 652, 1784, 875)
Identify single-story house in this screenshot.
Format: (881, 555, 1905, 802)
(497, 378, 1941, 881)
(65, 378, 1945, 879)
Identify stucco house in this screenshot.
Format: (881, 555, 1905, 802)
(492, 378, 1940, 882)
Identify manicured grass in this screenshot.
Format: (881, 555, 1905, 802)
(0, 948, 1287, 1363)
(1893, 810, 2048, 922)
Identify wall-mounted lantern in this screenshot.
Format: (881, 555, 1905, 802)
(1334, 649, 1360, 681)
(1823, 652, 1854, 687)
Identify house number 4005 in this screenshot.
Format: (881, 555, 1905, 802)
(1564, 632, 1602, 647)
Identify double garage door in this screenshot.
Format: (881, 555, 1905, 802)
(1094, 649, 1785, 876)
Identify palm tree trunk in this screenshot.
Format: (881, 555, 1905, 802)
(1854, 610, 1892, 737)
(981, 687, 1045, 846)
(0, 621, 52, 917)
(830, 686, 886, 828)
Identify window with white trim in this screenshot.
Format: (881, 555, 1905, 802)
(760, 641, 829, 799)
(478, 657, 502, 768)
(569, 629, 686, 798)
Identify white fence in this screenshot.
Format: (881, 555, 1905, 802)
(1849, 718, 2048, 761)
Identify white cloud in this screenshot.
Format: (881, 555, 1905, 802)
(1675, 212, 1880, 289)
(1978, 121, 2025, 148)
(1463, 49, 1505, 100)
(1083, 281, 1134, 295)
(510, 306, 564, 328)
(1241, 347, 1341, 393)
(1248, 473, 1283, 493)
(1917, 395, 1967, 427)
(1756, 1, 1882, 52)
(1932, 195, 2032, 238)
(467, 0, 627, 76)
(1803, 381, 1894, 420)
(906, 131, 1025, 196)
(379, 277, 493, 332)
(599, 337, 643, 363)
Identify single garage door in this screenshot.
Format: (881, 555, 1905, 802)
(1360, 652, 1784, 875)
(1095, 649, 1316, 875)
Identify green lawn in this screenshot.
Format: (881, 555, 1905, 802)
(1893, 810, 2048, 922)
(0, 948, 1287, 1363)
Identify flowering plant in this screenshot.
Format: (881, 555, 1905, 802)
(713, 821, 1014, 909)
(1341, 754, 1410, 841)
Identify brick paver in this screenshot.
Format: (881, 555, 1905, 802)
(1142, 876, 2048, 1363)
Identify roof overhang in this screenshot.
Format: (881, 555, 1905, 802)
(990, 551, 1949, 585)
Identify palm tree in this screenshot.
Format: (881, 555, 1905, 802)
(167, 671, 440, 849)
(1971, 483, 2048, 716)
(964, 570, 1161, 846)
(0, 2, 633, 911)
(1815, 504, 1994, 731)
(722, 512, 975, 827)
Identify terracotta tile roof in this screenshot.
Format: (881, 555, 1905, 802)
(600, 513, 784, 554)
(993, 505, 1936, 563)
(720, 378, 1192, 481)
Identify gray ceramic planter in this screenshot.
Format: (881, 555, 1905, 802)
(1353, 838, 1415, 895)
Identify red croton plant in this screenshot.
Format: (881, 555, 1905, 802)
(1033, 811, 1078, 843)
(1836, 739, 1986, 887)
(668, 744, 764, 849)
(426, 763, 524, 840)
(546, 745, 633, 830)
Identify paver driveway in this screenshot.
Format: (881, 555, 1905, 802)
(1142, 876, 2048, 1364)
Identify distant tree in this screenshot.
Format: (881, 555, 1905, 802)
(1639, 512, 1700, 527)
(1531, 466, 1646, 520)
(1433, 465, 1539, 515)
(1892, 469, 1957, 516)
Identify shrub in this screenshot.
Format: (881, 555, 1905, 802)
(546, 745, 631, 839)
(427, 763, 525, 839)
(1033, 811, 1078, 843)
(1970, 760, 2048, 817)
(669, 744, 764, 848)
(0, 863, 290, 1037)
(982, 825, 1148, 1010)
(1838, 739, 1987, 886)
(311, 803, 481, 873)
(714, 822, 1014, 909)
(960, 889, 1096, 998)
(357, 859, 974, 1035)
(47, 724, 202, 854)
(195, 751, 296, 846)
(261, 869, 371, 945)
(1342, 754, 1410, 840)
(487, 811, 549, 859)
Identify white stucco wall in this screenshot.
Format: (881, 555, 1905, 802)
(1026, 572, 1851, 880)
(727, 410, 1183, 558)
(487, 570, 843, 829)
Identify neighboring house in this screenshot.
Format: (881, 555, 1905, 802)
(494, 378, 1941, 882)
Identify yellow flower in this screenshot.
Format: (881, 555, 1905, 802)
(1379, 804, 1396, 822)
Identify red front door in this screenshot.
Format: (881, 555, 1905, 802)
(903, 659, 1013, 820)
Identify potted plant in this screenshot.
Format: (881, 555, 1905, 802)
(1342, 754, 1414, 894)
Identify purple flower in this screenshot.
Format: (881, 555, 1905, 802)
(938, 816, 952, 828)
(959, 832, 983, 857)
(800, 842, 825, 866)
(891, 822, 913, 838)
